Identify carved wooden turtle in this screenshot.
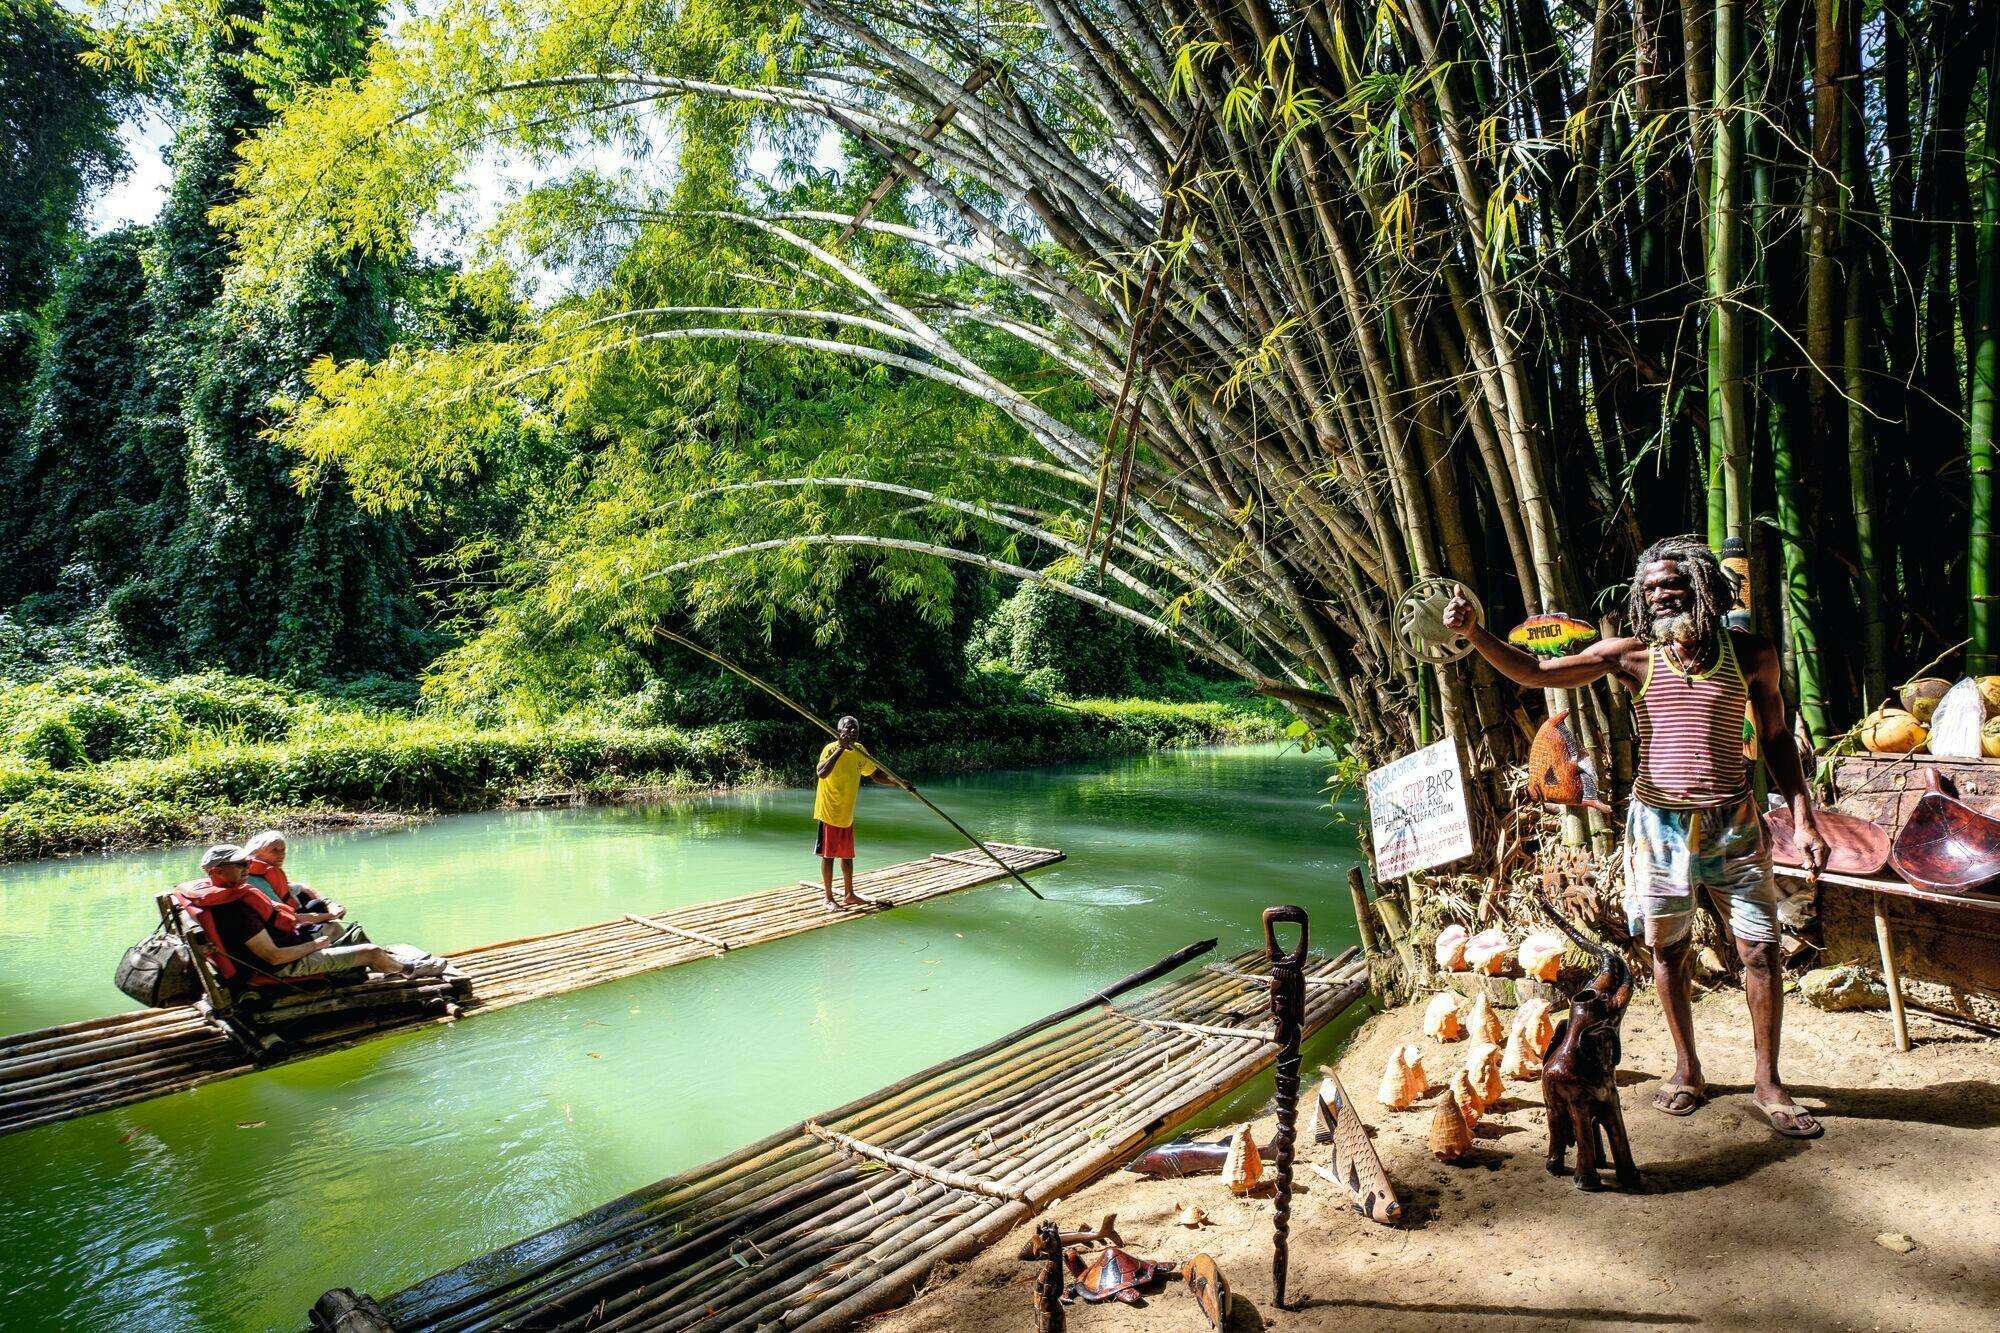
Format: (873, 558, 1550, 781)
(1063, 1245, 1177, 1304)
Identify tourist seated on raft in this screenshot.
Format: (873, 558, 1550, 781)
(176, 845, 448, 987)
(243, 829, 351, 939)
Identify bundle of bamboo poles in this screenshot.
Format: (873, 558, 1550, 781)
(317, 940, 1367, 1333)
(0, 844, 1061, 1137)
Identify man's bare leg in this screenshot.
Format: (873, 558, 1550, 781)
(1649, 923, 1705, 1113)
(821, 856, 839, 910)
(839, 857, 870, 908)
(1738, 936, 1818, 1134)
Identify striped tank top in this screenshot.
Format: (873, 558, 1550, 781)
(1631, 633, 1749, 809)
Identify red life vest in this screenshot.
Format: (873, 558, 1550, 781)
(171, 878, 300, 984)
(245, 857, 294, 904)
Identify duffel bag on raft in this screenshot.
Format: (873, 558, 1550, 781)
(115, 930, 202, 1008)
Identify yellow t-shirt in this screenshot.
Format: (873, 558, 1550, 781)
(813, 742, 879, 827)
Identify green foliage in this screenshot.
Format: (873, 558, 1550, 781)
(0, 666, 325, 766)
(0, 0, 129, 313)
(1, 6, 455, 683)
(967, 571, 1211, 700)
(0, 666, 1276, 860)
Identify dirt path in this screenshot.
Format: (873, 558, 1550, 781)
(868, 989, 1998, 1332)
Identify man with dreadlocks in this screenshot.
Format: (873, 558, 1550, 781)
(1443, 537, 1830, 1140)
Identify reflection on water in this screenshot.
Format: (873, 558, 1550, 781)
(0, 744, 1358, 1330)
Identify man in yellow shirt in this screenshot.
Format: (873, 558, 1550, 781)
(814, 715, 912, 909)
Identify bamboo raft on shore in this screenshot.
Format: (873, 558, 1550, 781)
(0, 844, 1062, 1137)
(311, 938, 1368, 1333)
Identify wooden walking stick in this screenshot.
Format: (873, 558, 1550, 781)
(648, 625, 1045, 900)
(1030, 1220, 1065, 1332)
(1263, 904, 1309, 1309)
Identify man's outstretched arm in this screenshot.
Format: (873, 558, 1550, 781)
(1443, 588, 1638, 690)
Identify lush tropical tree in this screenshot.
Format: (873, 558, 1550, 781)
(208, 0, 1998, 812)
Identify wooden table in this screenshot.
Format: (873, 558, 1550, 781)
(1774, 864, 2000, 1051)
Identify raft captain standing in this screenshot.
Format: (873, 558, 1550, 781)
(813, 714, 913, 911)
(1442, 536, 1830, 1139)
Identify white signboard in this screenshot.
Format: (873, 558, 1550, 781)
(1364, 736, 1474, 880)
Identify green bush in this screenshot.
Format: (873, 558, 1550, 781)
(17, 716, 85, 770)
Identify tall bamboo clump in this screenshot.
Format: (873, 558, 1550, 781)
(230, 0, 2000, 866)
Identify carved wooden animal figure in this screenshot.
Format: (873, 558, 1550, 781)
(1537, 900, 1641, 1191)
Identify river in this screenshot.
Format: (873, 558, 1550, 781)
(0, 743, 1363, 1330)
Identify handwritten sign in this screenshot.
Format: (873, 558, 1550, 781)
(1365, 737, 1474, 880)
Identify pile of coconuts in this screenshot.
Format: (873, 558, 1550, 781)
(1857, 676, 2000, 757)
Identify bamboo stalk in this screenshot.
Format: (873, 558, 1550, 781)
(621, 914, 729, 951)
(803, 1121, 1029, 1201)
(1970, 60, 2000, 673)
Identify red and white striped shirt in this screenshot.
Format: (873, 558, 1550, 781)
(1631, 632, 1750, 809)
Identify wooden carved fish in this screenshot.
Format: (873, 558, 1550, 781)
(1124, 1133, 1273, 1178)
(1508, 613, 1600, 659)
(1185, 1253, 1231, 1329)
(1527, 710, 1612, 812)
(1310, 1070, 1402, 1224)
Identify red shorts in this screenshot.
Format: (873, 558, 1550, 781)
(815, 822, 856, 859)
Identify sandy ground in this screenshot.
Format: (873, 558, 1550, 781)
(867, 988, 1999, 1332)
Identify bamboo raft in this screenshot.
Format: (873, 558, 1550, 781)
(0, 844, 1062, 1137)
(312, 939, 1368, 1333)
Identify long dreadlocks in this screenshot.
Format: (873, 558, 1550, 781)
(1624, 536, 1734, 647)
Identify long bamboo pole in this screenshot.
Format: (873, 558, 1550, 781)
(648, 625, 1045, 900)
(1969, 57, 2000, 673)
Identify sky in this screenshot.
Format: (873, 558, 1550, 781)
(89, 108, 175, 232)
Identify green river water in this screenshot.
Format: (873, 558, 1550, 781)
(0, 744, 1363, 1331)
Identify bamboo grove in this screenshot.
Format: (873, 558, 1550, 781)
(216, 0, 2000, 815)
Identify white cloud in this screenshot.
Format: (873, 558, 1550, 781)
(88, 108, 173, 233)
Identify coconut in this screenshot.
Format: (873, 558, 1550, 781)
(1983, 716, 2000, 759)
(1898, 676, 1953, 722)
(1978, 676, 2000, 714)
(1858, 705, 1928, 754)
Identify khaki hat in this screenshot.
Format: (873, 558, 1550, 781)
(200, 844, 251, 869)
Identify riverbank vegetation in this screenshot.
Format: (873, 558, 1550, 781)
(0, 667, 1276, 861)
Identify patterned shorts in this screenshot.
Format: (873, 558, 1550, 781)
(1623, 795, 1778, 945)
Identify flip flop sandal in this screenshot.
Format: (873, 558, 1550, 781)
(1652, 1082, 1706, 1117)
(1751, 1099, 1824, 1140)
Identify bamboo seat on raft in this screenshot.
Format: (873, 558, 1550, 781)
(156, 891, 471, 1059)
(0, 844, 1063, 1137)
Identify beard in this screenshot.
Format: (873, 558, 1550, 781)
(1647, 612, 1698, 645)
